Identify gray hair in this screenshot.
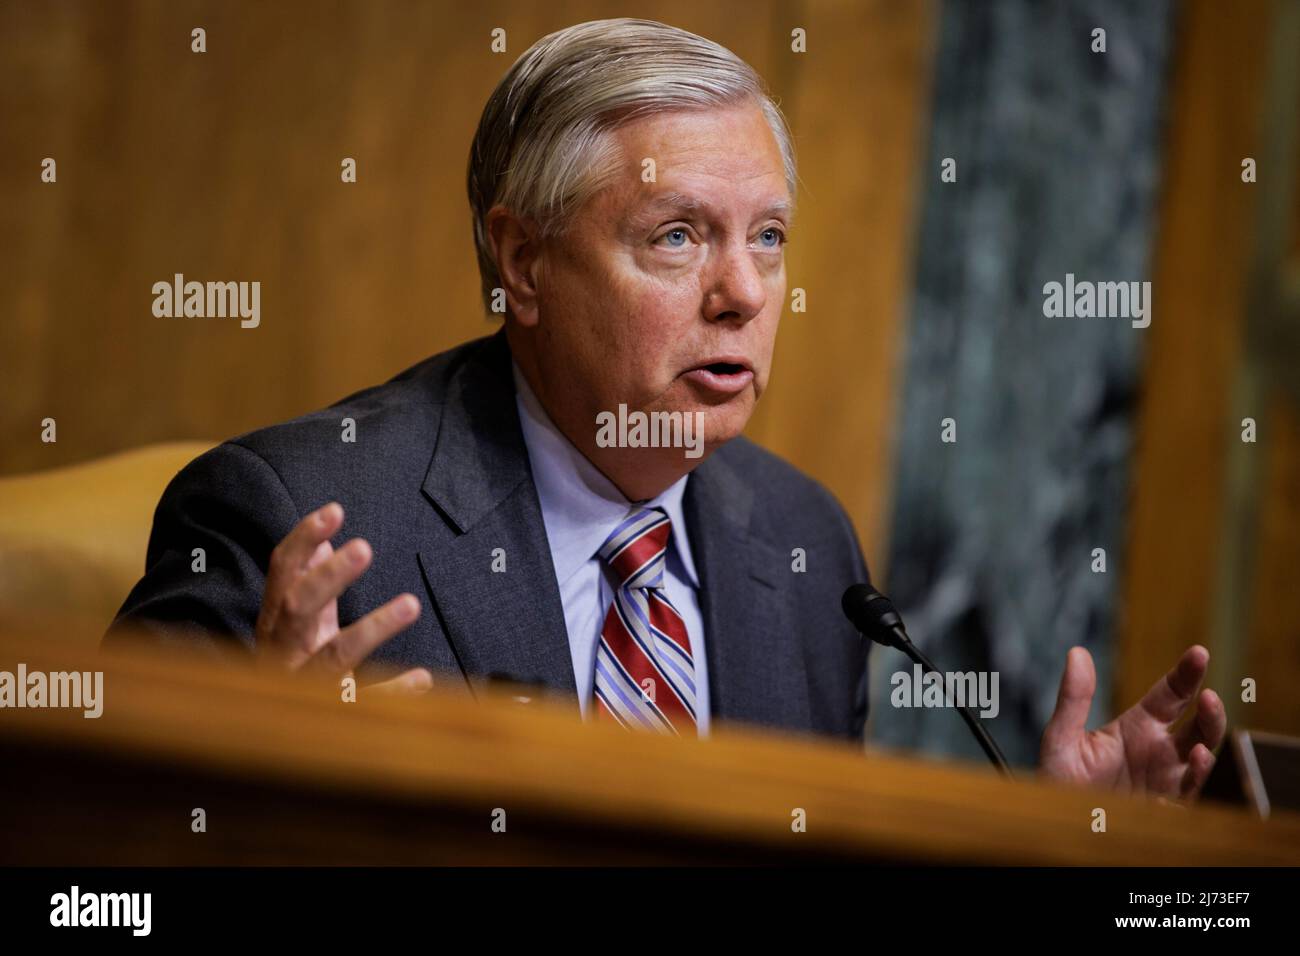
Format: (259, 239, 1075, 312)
(466, 17, 797, 313)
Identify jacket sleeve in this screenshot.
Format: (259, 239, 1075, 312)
(104, 441, 302, 656)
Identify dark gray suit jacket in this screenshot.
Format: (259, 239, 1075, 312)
(109, 331, 872, 741)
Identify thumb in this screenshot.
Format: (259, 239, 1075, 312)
(370, 667, 436, 696)
(1043, 647, 1096, 749)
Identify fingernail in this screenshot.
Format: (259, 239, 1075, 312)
(398, 596, 419, 620)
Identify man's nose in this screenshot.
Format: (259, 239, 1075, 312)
(703, 243, 767, 324)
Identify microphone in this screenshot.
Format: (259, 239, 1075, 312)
(842, 584, 1013, 777)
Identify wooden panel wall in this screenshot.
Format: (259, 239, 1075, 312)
(1246, 395, 1300, 733)
(0, 0, 937, 580)
(744, 1, 935, 576)
(1117, 0, 1300, 734)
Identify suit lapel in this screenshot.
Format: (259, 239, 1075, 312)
(416, 332, 577, 704)
(414, 331, 810, 731)
(684, 449, 812, 734)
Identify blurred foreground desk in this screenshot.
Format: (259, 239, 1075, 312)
(1, 623, 1298, 865)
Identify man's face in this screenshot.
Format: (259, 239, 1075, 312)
(530, 101, 791, 453)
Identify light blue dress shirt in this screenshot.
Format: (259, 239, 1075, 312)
(511, 362, 710, 735)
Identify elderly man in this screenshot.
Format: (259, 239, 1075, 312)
(109, 18, 1224, 799)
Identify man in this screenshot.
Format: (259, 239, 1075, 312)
(109, 18, 1224, 797)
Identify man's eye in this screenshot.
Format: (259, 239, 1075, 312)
(656, 227, 689, 248)
(758, 227, 786, 248)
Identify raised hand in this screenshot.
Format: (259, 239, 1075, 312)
(1040, 645, 1226, 800)
(254, 502, 431, 694)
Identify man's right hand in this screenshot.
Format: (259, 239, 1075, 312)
(254, 502, 432, 694)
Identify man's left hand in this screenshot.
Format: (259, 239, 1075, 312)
(1040, 645, 1226, 800)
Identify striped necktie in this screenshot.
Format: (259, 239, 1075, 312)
(592, 507, 698, 734)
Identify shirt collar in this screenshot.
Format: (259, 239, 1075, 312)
(511, 360, 699, 589)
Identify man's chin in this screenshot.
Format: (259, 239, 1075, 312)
(697, 398, 754, 448)
(636, 380, 757, 449)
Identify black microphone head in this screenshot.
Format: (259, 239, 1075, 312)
(841, 584, 907, 648)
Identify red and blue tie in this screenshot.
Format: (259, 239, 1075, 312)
(593, 508, 698, 734)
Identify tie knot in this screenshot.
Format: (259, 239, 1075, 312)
(599, 508, 670, 589)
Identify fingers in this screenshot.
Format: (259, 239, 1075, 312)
(266, 503, 344, 595)
(1174, 688, 1227, 759)
(257, 503, 420, 679)
(258, 503, 378, 667)
(1197, 689, 1227, 750)
(1042, 646, 1096, 752)
(1140, 645, 1209, 724)
(1178, 742, 1216, 801)
(260, 504, 347, 658)
(369, 667, 435, 696)
(305, 539, 333, 570)
(310, 593, 421, 674)
(284, 539, 372, 652)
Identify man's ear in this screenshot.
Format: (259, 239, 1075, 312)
(485, 206, 544, 327)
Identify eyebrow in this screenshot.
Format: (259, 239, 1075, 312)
(632, 191, 795, 226)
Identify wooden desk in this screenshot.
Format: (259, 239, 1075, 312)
(1, 622, 1297, 865)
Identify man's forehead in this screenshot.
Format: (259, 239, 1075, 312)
(630, 189, 794, 222)
(603, 105, 792, 216)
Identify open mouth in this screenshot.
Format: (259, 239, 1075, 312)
(683, 360, 754, 395)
